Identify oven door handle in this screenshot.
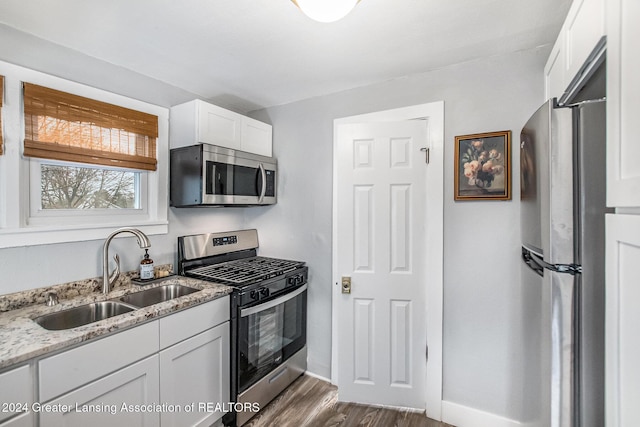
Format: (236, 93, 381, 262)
(241, 284, 307, 317)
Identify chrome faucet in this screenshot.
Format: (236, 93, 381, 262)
(102, 227, 151, 294)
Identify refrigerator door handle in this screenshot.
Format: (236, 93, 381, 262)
(525, 248, 582, 276)
(522, 247, 544, 276)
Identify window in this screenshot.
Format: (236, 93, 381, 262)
(39, 163, 139, 210)
(22, 83, 159, 226)
(0, 61, 168, 248)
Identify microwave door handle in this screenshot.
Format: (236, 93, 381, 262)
(258, 163, 267, 203)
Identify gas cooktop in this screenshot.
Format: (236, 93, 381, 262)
(186, 256, 305, 286)
(177, 229, 307, 291)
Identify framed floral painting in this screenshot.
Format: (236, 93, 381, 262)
(454, 130, 511, 201)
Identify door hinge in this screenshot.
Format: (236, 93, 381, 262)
(420, 147, 430, 164)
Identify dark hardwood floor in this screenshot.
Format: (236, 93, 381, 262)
(243, 375, 455, 427)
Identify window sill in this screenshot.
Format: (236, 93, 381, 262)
(0, 221, 168, 249)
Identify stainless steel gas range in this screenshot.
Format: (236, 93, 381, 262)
(177, 229, 307, 427)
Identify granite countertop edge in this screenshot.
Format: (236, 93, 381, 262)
(0, 276, 233, 370)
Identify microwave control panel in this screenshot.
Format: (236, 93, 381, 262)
(265, 170, 275, 197)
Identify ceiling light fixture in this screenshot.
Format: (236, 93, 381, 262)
(291, 0, 361, 23)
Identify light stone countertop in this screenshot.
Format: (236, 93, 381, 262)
(0, 271, 232, 370)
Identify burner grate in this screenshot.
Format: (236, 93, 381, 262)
(187, 256, 304, 285)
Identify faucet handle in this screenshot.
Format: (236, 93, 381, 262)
(108, 253, 121, 287)
(46, 292, 59, 306)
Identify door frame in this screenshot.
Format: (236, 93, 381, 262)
(331, 102, 444, 420)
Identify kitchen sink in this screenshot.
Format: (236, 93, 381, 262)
(116, 284, 200, 308)
(34, 284, 201, 331)
(34, 301, 136, 331)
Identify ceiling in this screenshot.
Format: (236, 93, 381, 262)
(0, 0, 571, 113)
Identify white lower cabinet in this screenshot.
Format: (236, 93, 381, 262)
(0, 412, 33, 427)
(29, 296, 230, 427)
(0, 365, 33, 426)
(38, 321, 159, 402)
(1, 297, 230, 427)
(159, 322, 230, 427)
(605, 214, 640, 426)
(39, 356, 160, 427)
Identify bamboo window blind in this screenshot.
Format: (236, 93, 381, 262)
(0, 76, 4, 155)
(23, 83, 158, 171)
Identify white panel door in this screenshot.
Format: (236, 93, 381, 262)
(335, 120, 427, 408)
(606, 214, 640, 427)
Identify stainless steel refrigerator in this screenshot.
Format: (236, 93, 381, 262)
(519, 73, 606, 426)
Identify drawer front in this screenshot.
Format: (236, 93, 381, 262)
(39, 321, 159, 402)
(0, 365, 32, 424)
(159, 296, 229, 349)
(39, 356, 159, 427)
(0, 411, 33, 427)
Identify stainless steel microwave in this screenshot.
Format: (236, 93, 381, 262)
(170, 144, 277, 207)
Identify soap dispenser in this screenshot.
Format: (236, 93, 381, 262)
(140, 249, 155, 280)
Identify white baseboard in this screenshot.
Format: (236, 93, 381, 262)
(303, 370, 332, 384)
(442, 401, 521, 427)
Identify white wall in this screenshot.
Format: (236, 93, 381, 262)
(245, 46, 547, 422)
(0, 209, 245, 294)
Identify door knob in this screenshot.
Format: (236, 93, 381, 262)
(341, 276, 351, 294)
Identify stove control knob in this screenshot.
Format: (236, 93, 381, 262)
(260, 288, 270, 298)
(287, 277, 296, 287)
(250, 290, 259, 300)
(296, 275, 304, 285)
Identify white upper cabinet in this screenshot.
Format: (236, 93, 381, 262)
(241, 117, 273, 157)
(197, 101, 242, 148)
(545, 0, 606, 103)
(563, 0, 606, 84)
(544, 32, 566, 100)
(607, 0, 640, 207)
(170, 99, 273, 157)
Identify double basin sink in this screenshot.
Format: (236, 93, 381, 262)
(34, 284, 200, 331)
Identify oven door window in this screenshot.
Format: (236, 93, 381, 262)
(238, 287, 306, 394)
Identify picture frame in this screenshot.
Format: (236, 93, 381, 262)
(454, 130, 511, 201)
